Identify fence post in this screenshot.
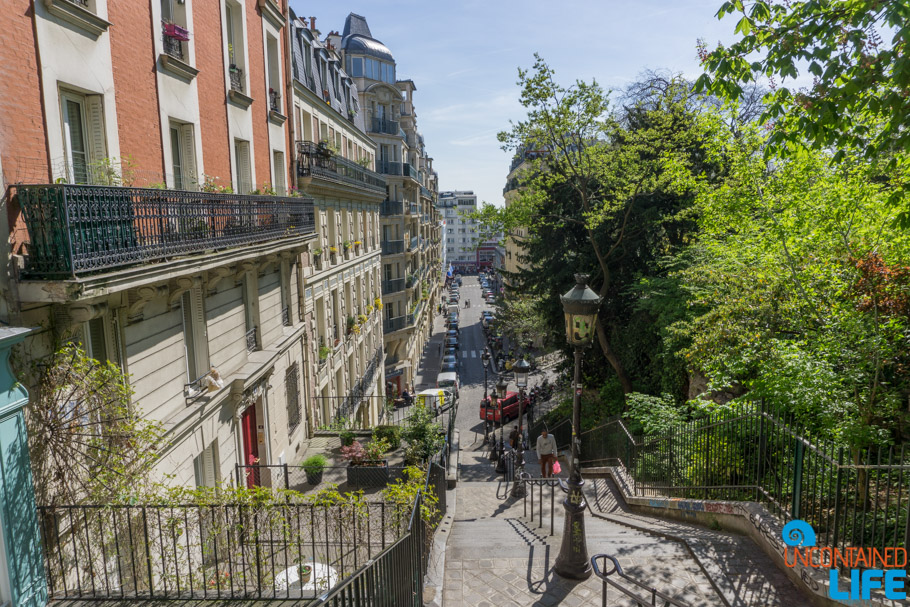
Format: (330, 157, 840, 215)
(832, 447, 844, 549)
(792, 440, 805, 520)
(283, 463, 290, 490)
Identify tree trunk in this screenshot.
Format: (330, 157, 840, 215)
(595, 320, 633, 395)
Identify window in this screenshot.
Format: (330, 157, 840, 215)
(349, 57, 363, 77)
(84, 315, 122, 367)
(234, 139, 252, 194)
(193, 441, 220, 488)
(286, 363, 301, 433)
(60, 91, 106, 184)
(181, 288, 209, 382)
(169, 122, 197, 190)
(280, 257, 292, 326)
(225, 1, 246, 90)
(272, 150, 286, 195)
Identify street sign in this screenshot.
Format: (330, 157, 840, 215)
(575, 388, 582, 395)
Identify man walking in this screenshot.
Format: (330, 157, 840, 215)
(536, 428, 557, 478)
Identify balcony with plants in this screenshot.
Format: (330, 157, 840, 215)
(14, 183, 316, 280)
(296, 141, 386, 197)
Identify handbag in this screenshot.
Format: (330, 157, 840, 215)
(552, 461, 562, 474)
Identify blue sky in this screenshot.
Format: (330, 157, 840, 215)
(290, 0, 739, 207)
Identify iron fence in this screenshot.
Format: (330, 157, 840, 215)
(296, 141, 386, 194)
(591, 554, 691, 607)
(15, 184, 315, 278)
(245, 326, 258, 353)
(581, 401, 910, 553)
(370, 118, 399, 136)
(229, 67, 244, 92)
(37, 500, 411, 601)
(269, 89, 281, 113)
(238, 464, 412, 492)
(162, 33, 184, 60)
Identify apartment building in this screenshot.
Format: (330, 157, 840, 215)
(502, 149, 544, 286)
(333, 14, 443, 394)
(438, 190, 498, 271)
(288, 14, 385, 428)
(0, 0, 340, 490)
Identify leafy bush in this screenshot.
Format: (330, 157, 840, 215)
(302, 454, 327, 475)
(401, 406, 444, 463)
(373, 425, 401, 449)
(339, 429, 356, 446)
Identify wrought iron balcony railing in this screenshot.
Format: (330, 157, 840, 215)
(377, 161, 402, 176)
(370, 117, 399, 136)
(296, 141, 386, 194)
(269, 89, 281, 113)
(420, 185, 433, 200)
(408, 236, 419, 252)
(229, 67, 244, 92)
(245, 326, 258, 352)
(381, 240, 405, 255)
(382, 278, 406, 295)
(380, 199, 404, 216)
(16, 183, 315, 278)
(403, 163, 419, 181)
(383, 315, 406, 332)
(282, 305, 291, 327)
(409, 202, 419, 215)
(162, 32, 184, 60)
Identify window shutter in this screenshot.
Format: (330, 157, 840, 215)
(85, 95, 107, 167)
(109, 314, 124, 368)
(202, 444, 216, 487)
(182, 291, 197, 380)
(191, 286, 209, 373)
(87, 318, 107, 362)
(238, 142, 252, 194)
(180, 124, 197, 190)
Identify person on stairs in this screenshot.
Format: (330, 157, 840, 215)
(536, 428, 557, 478)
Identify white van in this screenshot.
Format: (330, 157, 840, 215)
(437, 371, 459, 398)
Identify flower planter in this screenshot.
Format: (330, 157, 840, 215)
(300, 564, 312, 584)
(346, 460, 389, 488)
(164, 23, 190, 41)
(305, 470, 323, 485)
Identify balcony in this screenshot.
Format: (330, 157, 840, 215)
(162, 31, 185, 61)
(296, 141, 386, 196)
(269, 89, 281, 113)
(408, 236, 419, 252)
(384, 315, 406, 332)
(245, 326, 258, 352)
(380, 200, 404, 216)
(370, 117, 399, 136)
(406, 301, 425, 327)
(403, 163, 419, 182)
(381, 278, 405, 294)
(420, 185, 433, 200)
(15, 184, 315, 278)
(377, 161, 403, 176)
(381, 240, 405, 255)
(408, 202, 419, 215)
(229, 67, 244, 92)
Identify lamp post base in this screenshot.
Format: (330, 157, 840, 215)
(553, 478, 592, 580)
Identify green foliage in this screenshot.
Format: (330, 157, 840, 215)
(26, 343, 164, 506)
(339, 429, 356, 446)
(625, 392, 684, 435)
(373, 425, 401, 449)
(302, 454, 327, 475)
(382, 465, 439, 528)
(401, 405, 444, 463)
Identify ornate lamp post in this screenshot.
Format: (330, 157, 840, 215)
(494, 377, 509, 474)
(554, 274, 602, 581)
(488, 385, 500, 461)
(511, 357, 531, 498)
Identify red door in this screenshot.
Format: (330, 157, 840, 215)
(241, 404, 259, 487)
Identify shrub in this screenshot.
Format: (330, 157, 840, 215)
(339, 429, 356, 446)
(302, 454, 327, 475)
(373, 425, 401, 449)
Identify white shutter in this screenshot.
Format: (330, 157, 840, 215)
(180, 124, 197, 190)
(191, 286, 209, 373)
(237, 142, 252, 194)
(182, 291, 197, 380)
(85, 95, 107, 167)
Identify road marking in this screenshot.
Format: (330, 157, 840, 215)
(471, 351, 477, 358)
(462, 351, 468, 359)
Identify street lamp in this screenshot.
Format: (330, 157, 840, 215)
(488, 386, 500, 461)
(554, 273, 602, 581)
(511, 357, 531, 498)
(494, 377, 509, 474)
(481, 347, 491, 444)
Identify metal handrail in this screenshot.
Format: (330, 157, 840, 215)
(591, 554, 692, 607)
(296, 141, 386, 193)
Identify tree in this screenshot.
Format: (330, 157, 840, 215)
(696, 1, 910, 186)
(25, 343, 164, 506)
(490, 58, 712, 399)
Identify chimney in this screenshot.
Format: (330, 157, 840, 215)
(309, 16, 316, 31)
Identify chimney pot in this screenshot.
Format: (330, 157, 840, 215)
(309, 16, 316, 31)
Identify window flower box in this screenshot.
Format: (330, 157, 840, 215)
(163, 22, 190, 41)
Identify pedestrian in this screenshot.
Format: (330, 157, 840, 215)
(536, 428, 557, 478)
(509, 425, 519, 450)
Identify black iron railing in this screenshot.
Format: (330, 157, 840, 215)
(16, 184, 315, 278)
(380, 199, 404, 216)
(382, 278, 405, 295)
(229, 67, 243, 92)
(381, 240, 405, 255)
(591, 554, 691, 606)
(245, 326, 258, 352)
(162, 31, 184, 60)
(269, 89, 281, 113)
(583, 401, 910, 554)
(377, 161, 402, 176)
(67, 0, 89, 6)
(403, 163, 418, 181)
(383, 316, 406, 333)
(370, 117, 399, 136)
(296, 141, 386, 194)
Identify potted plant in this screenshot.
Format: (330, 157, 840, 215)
(339, 429, 356, 447)
(329, 246, 338, 255)
(302, 454, 327, 485)
(318, 343, 331, 362)
(366, 304, 374, 315)
(374, 297, 383, 310)
(346, 315, 355, 335)
(300, 564, 312, 584)
(343, 240, 351, 251)
(341, 439, 390, 487)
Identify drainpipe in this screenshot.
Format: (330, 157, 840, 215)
(283, 0, 296, 188)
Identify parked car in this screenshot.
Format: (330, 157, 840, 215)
(441, 361, 458, 373)
(437, 371, 459, 397)
(447, 329, 459, 340)
(445, 336, 459, 352)
(479, 391, 530, 422)
(442, 354, 457, 368)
